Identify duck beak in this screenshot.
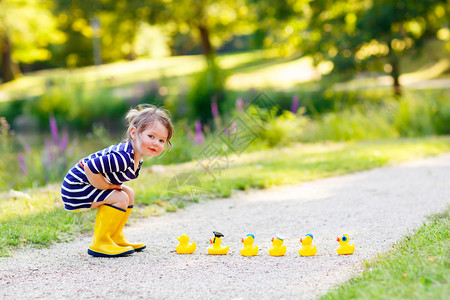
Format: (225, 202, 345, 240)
(271, 237, 274, 242)
(241, 238, 244, 243)
(300, 238, 302, 243)
(337, 237, 340, 242)
(209, 239, 212, 244)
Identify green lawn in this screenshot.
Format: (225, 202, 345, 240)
(0, 50, 286, 101)
(1, 136, 449, 256)
(1, 39, 448, 102)
(321, 208, 449, 300)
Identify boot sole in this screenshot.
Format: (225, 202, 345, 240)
(88, 249, 135, 257)
(135, 245, 146, 252)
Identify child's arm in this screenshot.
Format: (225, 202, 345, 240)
(85, 164, 122, 190)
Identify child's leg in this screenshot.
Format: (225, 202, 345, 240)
(120, 185, 135, 206)
(88, 204, 135, 257)
(111, 185, 146, 251)
(90, 189, 130, 210)
(87, 190, 135, 257)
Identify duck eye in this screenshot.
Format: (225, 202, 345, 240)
(342, 236, 347, 241)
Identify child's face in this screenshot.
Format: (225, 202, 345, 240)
(131, 121, 169, 159)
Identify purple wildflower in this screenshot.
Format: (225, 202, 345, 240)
(291, 95, 299, 114)
(232, 121, 238, 133)
(50, 116, 58, 145)
(194, 120, 205, 144)
(236, 98, 244, 112)
(211, 100, 219, 119)
(24, 142, 31, 153)
(44, 138, 53, 166)
(44, 138, 51, 151)
(18, 153, 28, 175)
(60, 130, 69, 153)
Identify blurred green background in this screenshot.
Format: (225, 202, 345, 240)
(0, 0, 449, 191)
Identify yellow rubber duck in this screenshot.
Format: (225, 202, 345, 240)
(208, 231, 229, 255)
(240, 234, 259, 257)
(337, 234, 355, 255)
(299, 233, 317, 257)
(268, 236, 286, 256)
(176, 234, 196, 254)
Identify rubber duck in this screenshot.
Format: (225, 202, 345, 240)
(268, 236, 286, 256)
(299, 233, 317, 257)
(240, 234, 259, 257)
(336, 234, 355, 255)
(176, 234, 196, 254)
(208, 231, 229, 255)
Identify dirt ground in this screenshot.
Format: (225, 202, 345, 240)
(1, 153, 449, 299)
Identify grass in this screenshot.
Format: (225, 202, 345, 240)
(0, 136, 449, 256)
(131, 136, 450, 204)
(1, 39, 448, 102)
(0, 50, 281, 101)
(320, 208, 449, 300)
(0, 186, 96, 252)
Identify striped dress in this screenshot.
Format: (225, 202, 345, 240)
(61, 141, 143, 211)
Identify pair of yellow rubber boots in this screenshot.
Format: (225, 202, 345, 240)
(88, 204, 146, 257)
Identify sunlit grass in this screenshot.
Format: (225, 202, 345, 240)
(226, 56, 320, 90)
(401, 58, 450, 84)
(1, 136, 449, 256)
(132, 137, 450, 200)
(0, 185, 61, 222)
(1, 39, 448, 103)
(321, 208, 449, 300)
(0, 50, 278, 102)
(335, 58, 450, 92)
(0, 55, 207, 101)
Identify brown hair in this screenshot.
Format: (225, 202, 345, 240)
(125, 104, 174, 148)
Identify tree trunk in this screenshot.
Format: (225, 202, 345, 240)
(90, 17, 103, 65)
(1, 34, 19, 83)
(389, 49, 402, 96)
(125, 22, 137, 61)
(198, 24, 214, 60)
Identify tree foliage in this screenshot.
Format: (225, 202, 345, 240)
(277, 0, 450, 94)
(51, 0, 167, 67)
(157, 0, 255, 59)
(1, 0, 449, 89)
(0, 0, 64, 81)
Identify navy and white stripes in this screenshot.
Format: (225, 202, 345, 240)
(61, 141, 143, 211)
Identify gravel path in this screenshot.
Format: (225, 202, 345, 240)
(1, 154, 449, 299)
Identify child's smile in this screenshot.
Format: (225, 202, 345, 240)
(132, 121, 168, 161)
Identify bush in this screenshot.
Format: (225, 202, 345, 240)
(236, 89, 450, 144)
(30, 83, 128, 131)
(186, 59, 227, 126)
(394, 89, 450, 136)
(157, 122, 198, 165)
(270, 88, 389, 116)
(259, 108, 308, 147)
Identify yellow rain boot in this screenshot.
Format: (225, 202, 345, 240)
(111, 205, 146, 251)
(88, 204, 135, 257)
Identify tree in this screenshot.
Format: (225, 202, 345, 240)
(51, 0, 166, 67)
(154, 0, 256, 124)
(160, 0, 255, 61)
(355, 0, 449, 94)
(92, 0, 165, 61)
(274, 0, 449, 94)
(246, 0, 297, 54)
(0, 0, 64, 82)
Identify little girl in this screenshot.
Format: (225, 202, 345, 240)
(61, 105, 174, 257)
